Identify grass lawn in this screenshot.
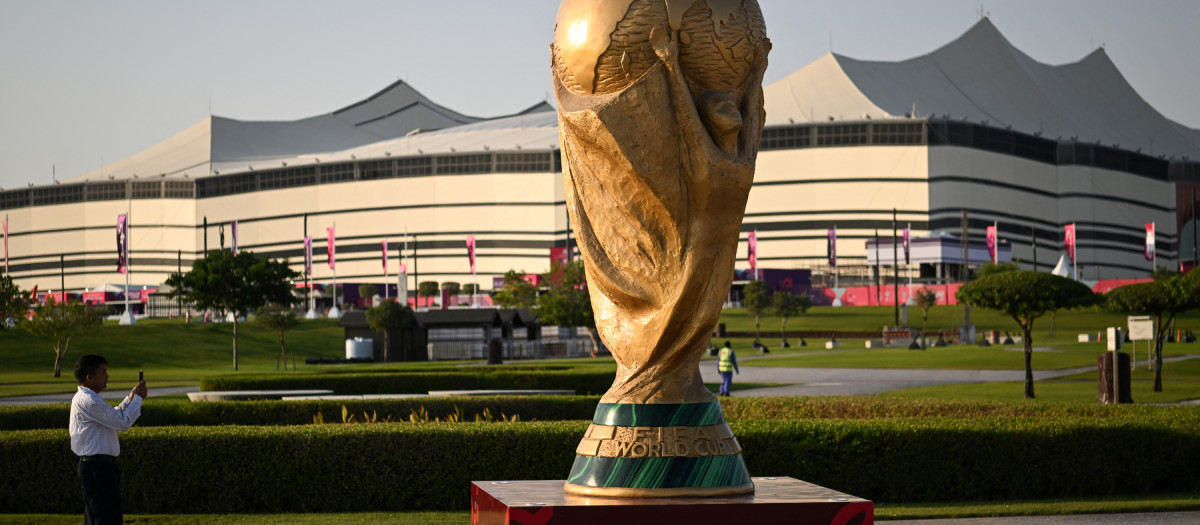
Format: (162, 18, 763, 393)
(721, 305, 1200, 346)
(880, 378, 1200, 404)
(4, 492, 1198, 523)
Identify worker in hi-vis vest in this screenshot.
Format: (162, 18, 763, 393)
(717, 341, 739, 397)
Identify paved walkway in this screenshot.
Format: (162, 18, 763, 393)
(889, 511, 1200, 524)
(700, 353, 1200, 398)
(0, 386, 200, 405)
(3, 354, 1196, 405)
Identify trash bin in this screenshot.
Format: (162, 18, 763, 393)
(1098, 352, 1133, 404)
(717, 323, 726, 337)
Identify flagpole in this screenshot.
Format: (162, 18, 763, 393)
(1072, 223, 1077, 280)
(833, 226, 838, 290)
(384, 236, 389, 300)
(907, 222, 913, 305)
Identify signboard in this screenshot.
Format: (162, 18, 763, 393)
(1127, 315, 1154, 341)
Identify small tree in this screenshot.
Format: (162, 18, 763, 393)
(1105, 272, 1200, 392)
(256, 304, 299, 370)
(977, 261, 1019, 280)
(0, 275, 31, 328)
(957, 271, 1095, 399)
(912, 287, 939, 348)
(492, 270, 537, 309)
(24, 299, 103, 377)
(366, 299, 416, 362)
(358, 284, 378, 305)
(167, 249, 299, 370)
(418, 281, 440, 302)
(742, 280, 772, 345)
(441, 281, 461, 297)
(771, 290, 811, 347)
(462, 283, 479, 295)
(537, 260, 600, 357)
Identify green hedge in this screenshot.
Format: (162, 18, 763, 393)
(3, 417, 1198, 513)
(200, 368, 614, 395)
(0, 396, 602, 430)
(5, 396, 1198, 431)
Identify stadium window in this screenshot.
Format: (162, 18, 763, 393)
(319, 163, 356, 184)
(817, 124, 867, 146)
(496, 152, 552, 172)
(86, 182, 127, 202)
(871, 123, 924, 145)
(359, 160, 396, 180)
(761, 126, 811, 150)
(163, 181, 195, 198)
(397, 157, 433, 177)
(0, 189, 31, 210)
(435, 153, 492, 175)
(32, 185, 83, 206)
(131, 181, 162, 199)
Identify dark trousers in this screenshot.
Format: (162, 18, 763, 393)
(719, 371, 733, 396)
(79, 459, 122, 525)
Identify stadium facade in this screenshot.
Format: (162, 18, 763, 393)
(2, 19, 1198, 300)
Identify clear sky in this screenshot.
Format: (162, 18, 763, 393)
(1, 0, 1197, 189)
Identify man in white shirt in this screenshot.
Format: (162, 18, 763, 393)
(70, 354, 147, 525)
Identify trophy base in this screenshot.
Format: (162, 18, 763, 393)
(471, 477, 874, 525)
(564, 400, 753, 497)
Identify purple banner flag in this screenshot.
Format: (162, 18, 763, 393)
(304, 236, 312, 276)
(827, 229, 836, 267)
(117, 214, 128, 274)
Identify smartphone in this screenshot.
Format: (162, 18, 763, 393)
(139, 370, 144, 382)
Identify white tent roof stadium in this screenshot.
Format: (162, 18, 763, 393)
(5, 18, 1198, 298)
(63, 18, 1197, 186)
(764, 18, 1200, 159)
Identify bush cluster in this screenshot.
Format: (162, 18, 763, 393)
(4, 396, 1197, 431)
(2, 416, 1197, 513)
(199, 368, 614, 396)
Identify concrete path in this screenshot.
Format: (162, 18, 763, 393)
(889, 511, 1200, 524)
(701, 353, 1200, 398)
(0, 386, 200, 405)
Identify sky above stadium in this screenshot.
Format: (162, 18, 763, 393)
(1, 0, 1197, 189)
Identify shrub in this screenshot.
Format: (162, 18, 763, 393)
(199, 368, 614, 396)
(2, 416, 1197, 513)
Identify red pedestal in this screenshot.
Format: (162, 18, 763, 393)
(471, 477, 873, 525)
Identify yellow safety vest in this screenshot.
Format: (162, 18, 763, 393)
(718, 347, 735, 372)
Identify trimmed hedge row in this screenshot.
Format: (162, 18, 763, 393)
(3, 416, 1198, 513)
(5, 396, 1199, 430)
(199, 368, 615, 395)
(0, 396, 602, 429)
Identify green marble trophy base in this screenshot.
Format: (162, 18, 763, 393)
(563, 400, 753, 497)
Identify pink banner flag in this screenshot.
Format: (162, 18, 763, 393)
(748, 231, 757, 270)
(231, 220, 238, 253)
(1145, 222, 1156, 261)
(327, 227, 335, 269)
(466, 235, 476, 274)
(304, 236, 312, 276)
(1064, 224, 1076, 264)
(382, 239, 389, 272)
(827, 229, 836, 267)
(986, 225, 997, 263)
(903, 225, 910, 264)
(117, 214, 128, 274)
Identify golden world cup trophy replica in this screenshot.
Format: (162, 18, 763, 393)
(552, 0, 769, 497)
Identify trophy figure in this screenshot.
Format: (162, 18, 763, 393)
(552, 0, 770, 497)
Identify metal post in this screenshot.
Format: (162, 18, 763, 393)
(304, 213, 310, 313)
(413, 234, 419, 310)
(960, 210, 968, 282)
(1031, 227, 1037, 271)
(874, 229, 880, 303)
(60, 254, 65, 300)
(892, 209, 898, 326)
(203, 216, 208, 254)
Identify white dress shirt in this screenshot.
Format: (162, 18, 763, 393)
(69, 386, 142, 457)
